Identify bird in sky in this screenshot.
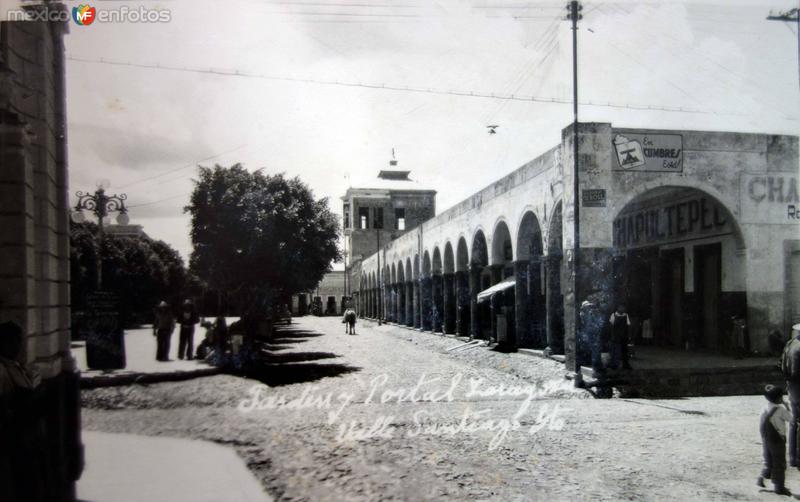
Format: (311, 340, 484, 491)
(487, 125, 499, 134)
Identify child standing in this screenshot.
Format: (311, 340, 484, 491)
(759, 384, 792, 496)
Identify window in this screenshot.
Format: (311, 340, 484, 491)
(395, 208, 406, 231)
(359, 207, 369, 229)
(373, 207, 384, 229)
(343, 204, 350, 229)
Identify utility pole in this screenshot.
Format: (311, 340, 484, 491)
(566, 0, 583, 380)
(767, 7, 800, 89)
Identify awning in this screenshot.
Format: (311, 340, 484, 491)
(476, 279, 515, 303)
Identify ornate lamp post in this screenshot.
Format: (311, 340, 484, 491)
(71, 179, 129, 289)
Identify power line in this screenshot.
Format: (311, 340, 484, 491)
(127, 192, 192, 208)
(66, 55, 753, 116)
(117, 144, 248, 189)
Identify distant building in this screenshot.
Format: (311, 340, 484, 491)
(294, 167, 437, 316)
(103, 223, 148, 238)
(293, 270, 346, 316)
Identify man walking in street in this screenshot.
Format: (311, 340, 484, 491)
(781, 323, 800, 467)
(578, 297, 605, 376)
(609, 304, 632, 370)
(153, 301, 175, 362)
(177, 299, 199, 360)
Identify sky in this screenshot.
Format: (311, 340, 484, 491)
(22, 0, 800, 265)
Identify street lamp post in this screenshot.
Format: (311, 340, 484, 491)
(71, 180, 129, 289)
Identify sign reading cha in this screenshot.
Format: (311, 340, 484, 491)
(612, 133, 683, 173)
(740, 174, 800, 223)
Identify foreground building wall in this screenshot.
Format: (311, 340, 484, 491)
(356, 122, 799, 370)
(0, 9, 83, 501)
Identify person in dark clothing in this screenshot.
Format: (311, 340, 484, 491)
(177, 299, 199, 360)
(758, 384, 792, 495)
(781, 323, 800, 468)
(153, 301, 175, 361)
(609, 304, 632, 370)
(0, 321, 46, 502)
(578, 299, 604, 375)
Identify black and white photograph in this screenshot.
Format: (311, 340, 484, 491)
(0, 0, 799, 500)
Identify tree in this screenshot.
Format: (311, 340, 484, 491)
(185, 164, 341, 333)
(69, 221, 192, 326)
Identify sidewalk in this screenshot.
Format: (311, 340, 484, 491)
(77, 431, 272, 502)
(72, 325, 222, 388)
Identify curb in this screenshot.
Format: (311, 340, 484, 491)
(80, 367, 221, 389)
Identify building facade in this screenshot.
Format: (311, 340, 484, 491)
(0, 6, 83, 501)
(354, 123, 799, 371)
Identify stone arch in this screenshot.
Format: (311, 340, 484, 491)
(432, 247, 443, 275)
(422, 250, 432, 278)
(612, 184, 746, 250)
(516, 210, 544, 261)
(490, 219, 514, 266)
(471, 229, 488, 267)
(456, 237, 470, 272)
(443, 242, 455, 274)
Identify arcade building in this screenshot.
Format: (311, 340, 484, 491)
(336, 123, 799, 382)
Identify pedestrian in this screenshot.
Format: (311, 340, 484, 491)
(578, 298, 604, 375)
(212, 316, 229, 364)
(177, 299, 199, 360)
(609, 304, 632, 370)
(153, 301, 175, 362)
(780, 322, 800, 467)
(758, 384, 792, 496)
(342, 308, 357, 335)
(0, 321, 45, 502)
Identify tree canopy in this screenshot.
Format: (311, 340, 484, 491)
(70, 221, 193, 325)
(185, 164, 341, 320)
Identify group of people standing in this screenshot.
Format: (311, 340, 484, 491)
(578, 297, 633, 374)
(153, 299, 230, 363)
(153, 299, 199, 362)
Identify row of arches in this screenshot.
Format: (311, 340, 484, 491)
(357, 203, 565, 351)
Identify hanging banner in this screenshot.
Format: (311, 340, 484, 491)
(612, 133, 683, 172)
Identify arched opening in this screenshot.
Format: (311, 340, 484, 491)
(443, 242, 457, 334)
(456, 237, 470, 336)
(546, 201, 565, 354)
(471, 230, 490, 339)
(432, 248, 443, 332)
(486, 220, 515, 345)
(421, 251, 433, 330)
(517, 211, 546, 348)
(405, 257, 414, 327)
(611, 186, 746, 355)
(397, 261, 406, 325)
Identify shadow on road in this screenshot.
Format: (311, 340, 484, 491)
(241, 323, 360, 387)
(260, 351, 339, 364)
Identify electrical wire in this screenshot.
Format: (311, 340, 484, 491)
(66, 55, 751, 116)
